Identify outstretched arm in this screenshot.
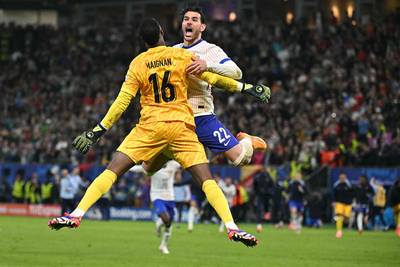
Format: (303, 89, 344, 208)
(197, 71, 271, 103)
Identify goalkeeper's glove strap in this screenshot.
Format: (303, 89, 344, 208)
(88, 123, 107, 140)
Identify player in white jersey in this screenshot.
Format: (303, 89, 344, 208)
(218, 177, 237, 232)
(173, 7, 269, 166)
(131, 160, 181, 254)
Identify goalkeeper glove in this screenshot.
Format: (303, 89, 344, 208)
(72, 124, 106, 154)
(241, 84, 271, 103)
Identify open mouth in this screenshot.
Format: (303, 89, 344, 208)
(185, 28, 193, 33)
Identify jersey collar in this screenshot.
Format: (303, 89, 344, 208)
(148, 45, 167, 52)
(182, 39, 203, 49)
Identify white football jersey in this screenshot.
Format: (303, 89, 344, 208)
(219, 182, 236, 207)
(174, 39, 238, 116)
(150, 160, 181, 201)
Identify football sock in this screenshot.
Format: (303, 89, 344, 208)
(202, 179, 238, 230)
(231, 138, 253, 166)
(70, 208, 85, 218)
(356, 213, 363, 231)
(336, 215, 344, 231)
(188, 206, 196, 231)
(161, 226, 172, 247)
(75, 169, 117, 213)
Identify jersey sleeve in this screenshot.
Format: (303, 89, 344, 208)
(207, 60, 242, 80)
(99, 91, 133, 129)
(120, 59, 141, 96)
(207, 45, 230, 64)
(198, 71, 241, 92)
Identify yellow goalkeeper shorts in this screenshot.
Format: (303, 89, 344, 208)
(117, 121, 208, 169)
(335, 203, 352, 218)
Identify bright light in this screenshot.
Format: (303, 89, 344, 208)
(331, 5, 340, 19)
(286, 12, 294, 24)
(347, 5, 354, 18)
(228, 11, 237, 22)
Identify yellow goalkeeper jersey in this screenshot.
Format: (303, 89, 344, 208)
(121, 45, 195, 126)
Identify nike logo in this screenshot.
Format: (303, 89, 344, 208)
(223, 139, 231, 146)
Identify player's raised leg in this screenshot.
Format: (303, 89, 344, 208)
(194, 115, 266, 167)
(48, 152, 135, 230)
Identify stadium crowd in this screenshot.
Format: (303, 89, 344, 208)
(1, 13, 400, 168)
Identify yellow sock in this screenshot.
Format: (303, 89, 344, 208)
(76, 169, 117, 212)
(202, 179, 234, 224)
(336, 215, 344, 231)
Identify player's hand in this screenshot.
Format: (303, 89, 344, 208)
(242, 84, 271, 103)
(186, 57, 207, 75)
(72, 125, 106, 154)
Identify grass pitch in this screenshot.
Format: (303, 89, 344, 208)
(0, 216, 399, 267)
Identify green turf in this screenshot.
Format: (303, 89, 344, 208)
(0, 216, 399, 267)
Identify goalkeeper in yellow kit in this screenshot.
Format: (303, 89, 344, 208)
(48, 18, 270, 247)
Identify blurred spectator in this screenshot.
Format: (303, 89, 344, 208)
(97, 191, 111, 220)
(59, 168, 77, 214)
(288, 173, 307, 232)
(272, 177, 287, 228)
(352, 175, 374, 233)
(218, 177, 236, 232)
(41, 170, 56, 204)
(69, 166, 86, 201)
(253, 168, 274, 232)
(12, 169, 25, 203)
(307, 192, 323, 228)
(233, 182, 250, 223)
(369, 177, 389, 230)
(112, 178, 129, 207)
(25, 173, 41, 204)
